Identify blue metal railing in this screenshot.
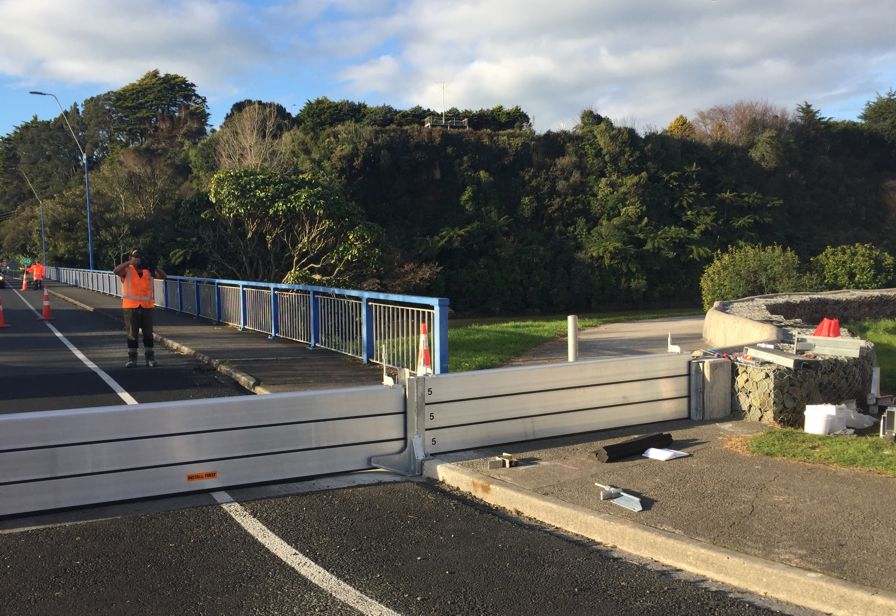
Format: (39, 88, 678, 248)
(46, 267, 449, 374)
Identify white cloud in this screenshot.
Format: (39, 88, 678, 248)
(0, 0, 267, 91)
(330, 0, 896, 130)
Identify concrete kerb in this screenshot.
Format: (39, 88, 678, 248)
(46, 287, 269, 395)
(423, 459, 896, 616)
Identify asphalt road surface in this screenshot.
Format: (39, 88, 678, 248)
(0, 286, 246, 413)
(1, 289, 810, 615)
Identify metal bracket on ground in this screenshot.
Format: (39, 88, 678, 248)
(371, 372, 427, 476)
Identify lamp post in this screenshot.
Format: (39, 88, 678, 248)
(29, 90, 94, 270)
(19, 170, 47, 269)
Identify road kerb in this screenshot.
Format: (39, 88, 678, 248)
(423, 459, 896, 616)
(47, 288, 95, 312)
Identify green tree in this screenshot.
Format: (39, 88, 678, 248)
(810, 244, 895, 290)
(859, 89, 896, 142)
(207, 169, 381, 284)
(700, 244, 806, 310)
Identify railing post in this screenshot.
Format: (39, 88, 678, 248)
(309, 290, 319, 348)
(162, 279, 169, 309)
(269, 286, 279, 340)
(177, 280, 184, 313)
(239, 284, 246, 331)
(362, 297, 373, 364)
(215, 283, 222, 323)
(434, 299, 449, 374)
(195, 283, 201, 318)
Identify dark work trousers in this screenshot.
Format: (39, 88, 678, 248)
(124, 306, 155, 359)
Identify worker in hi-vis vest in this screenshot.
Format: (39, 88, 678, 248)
(113, 248, 166, 368)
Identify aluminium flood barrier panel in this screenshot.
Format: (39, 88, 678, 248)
(0, 386, 405, 517)
(2, 353, 691, 516)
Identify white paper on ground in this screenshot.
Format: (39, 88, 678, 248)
(642, 448, 691, 461)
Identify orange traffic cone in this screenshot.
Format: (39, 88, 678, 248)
(416, 322, 433, 375)
(0, 297, 10, 328)
(21, 273, 28, 291)
(38, 289, 55, 321)
(813, 317, 840, 337)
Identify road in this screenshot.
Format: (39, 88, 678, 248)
(0, 288, 807, 615)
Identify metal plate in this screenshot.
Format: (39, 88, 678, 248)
(425, 376, 688, 428)
(0, 441, 403, 517)
(426, 397, 688, 454)
(423, 354, 690, 403)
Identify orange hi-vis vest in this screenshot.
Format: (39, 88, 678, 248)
(122, 265, 155, 309)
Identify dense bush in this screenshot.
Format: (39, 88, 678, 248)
(809, 243, 895, 290)
(700, 244, 805, 310)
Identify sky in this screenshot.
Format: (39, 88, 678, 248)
(0, 0, 894, 137)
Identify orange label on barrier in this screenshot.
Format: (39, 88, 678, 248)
(186, 471, 218, 482)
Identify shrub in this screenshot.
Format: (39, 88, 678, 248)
(809, 243, 895, 291)
(700, 244, 805, 310)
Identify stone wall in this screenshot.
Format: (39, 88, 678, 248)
(767, 294, 896, 325)
(732, 352, 874, 426)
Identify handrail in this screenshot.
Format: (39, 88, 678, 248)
(46, 266, 449, 374)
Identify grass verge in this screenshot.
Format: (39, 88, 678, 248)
(743, 429, 896, 477)
(448, 308, 699, 372)
(845, 318, 896, 391)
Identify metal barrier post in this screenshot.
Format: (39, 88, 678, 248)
(309, 291, 319, 348)
(362, 298, 373, 363)
(195, 283, 201, 317)
(177, 280, 184, 313)
(568, 315, 578, 362)
(269, 287, 279, 340)
(434, 299, 449, 374)
(215, 283, 222, 323)
(239, 284, 246, 331)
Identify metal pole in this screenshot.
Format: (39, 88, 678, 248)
(19, 170, 47, 268)
(30, 90, 94, 270)
(568, 315, 578, 362)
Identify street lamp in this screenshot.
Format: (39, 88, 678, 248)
(19, 170, 47, 269)
(29, 90, 94, 270)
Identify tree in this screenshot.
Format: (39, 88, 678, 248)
(207, 169, 382, 285)
(107, 70, 209, 146)
(665, 114, 695, 139)
(860, 89, 896, 142)
(692, 100, 789, 146)
(215, 102, 290, 170)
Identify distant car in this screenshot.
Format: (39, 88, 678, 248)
(0, 272, 5, 288)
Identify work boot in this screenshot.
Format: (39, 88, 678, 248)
(145, 351, 157, 368)
(125, 352, 138, 368)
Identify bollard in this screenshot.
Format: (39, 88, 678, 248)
(568, 315, 578, 362)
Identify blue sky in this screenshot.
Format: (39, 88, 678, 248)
(1, 0, 894, 137)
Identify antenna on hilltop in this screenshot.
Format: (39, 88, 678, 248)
(424, 81, 468, 130)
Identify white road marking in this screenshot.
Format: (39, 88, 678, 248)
(13, 288, 138, 405)
(212, 491, 400, 616)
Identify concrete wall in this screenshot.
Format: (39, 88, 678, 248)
(703, 304, 783, 348)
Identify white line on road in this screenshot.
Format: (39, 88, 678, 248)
(212, 491, 400, 616)
(13, 288, 138, 405)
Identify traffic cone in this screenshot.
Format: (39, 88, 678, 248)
(38, 289, 55, 321)
(416, 322, 433, 375)
(21, 274, 28, 291)
(0, 297, 10, 328)
(813, 317, 840, 337)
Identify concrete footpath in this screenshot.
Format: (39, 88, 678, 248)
(44, 282, 896, 615)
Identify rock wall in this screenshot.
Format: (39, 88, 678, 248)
(732, 353, 874, 426)
(767, 294, 896, 325)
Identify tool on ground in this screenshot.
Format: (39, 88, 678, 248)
(595, 482, 644, 512)
(596, 432, 673, 463)
(488, 452, 519, 469)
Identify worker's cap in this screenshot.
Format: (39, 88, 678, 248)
(131, 248, 144, 258)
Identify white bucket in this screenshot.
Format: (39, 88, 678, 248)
(804, 404, 846, 435)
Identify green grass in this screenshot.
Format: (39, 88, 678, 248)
(746, 428, 896, 477)
(846, 318, 896, 391)
(447, 308, 700, 372)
